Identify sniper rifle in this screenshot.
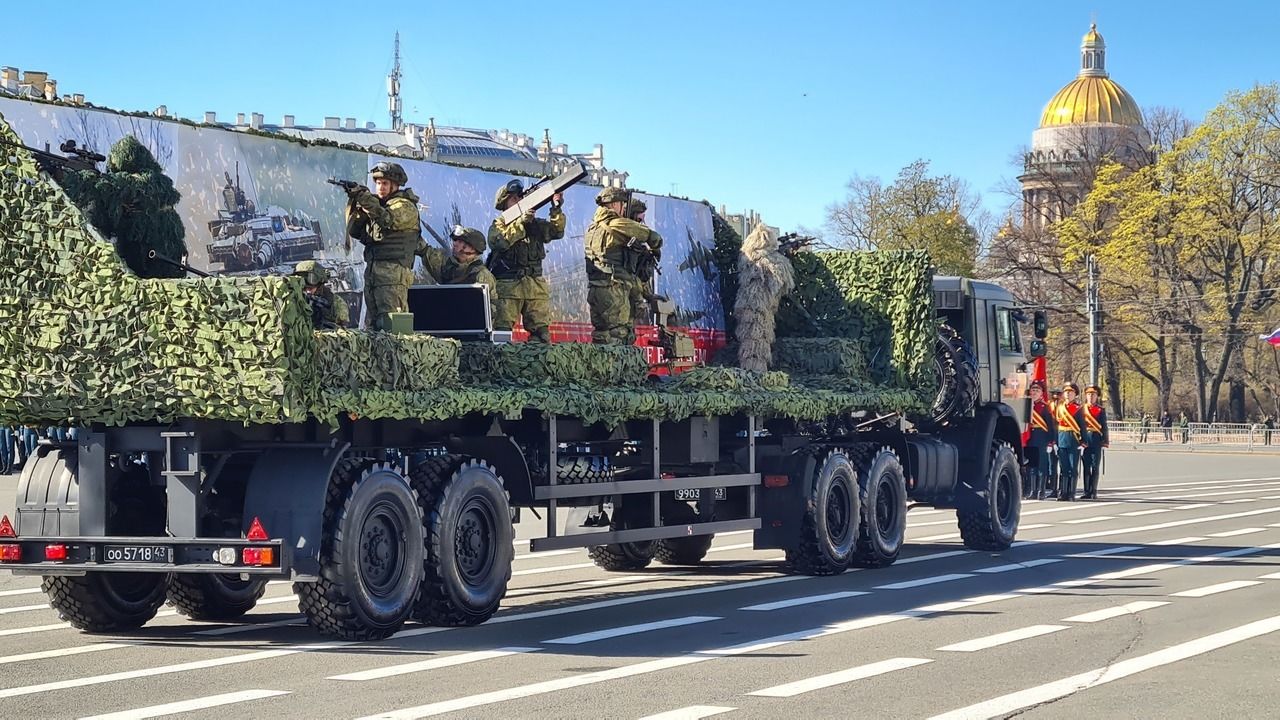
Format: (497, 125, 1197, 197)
(147, 250, 211, 278)
(0, 137, 104, 176)
(778, 232, 815, 256)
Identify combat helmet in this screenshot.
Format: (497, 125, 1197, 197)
(450, 225, 487, 254)
(596, 186, 631, 206)
(494, 179, 524, 209)
(627, 198, 647, 217)
(370, 162, 408, 186)
(293, 259, 327, 286)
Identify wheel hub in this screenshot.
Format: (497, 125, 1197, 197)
(455, 501, 496, 584)
(827, 481, 851, 539)
(359, 502, 404, 597)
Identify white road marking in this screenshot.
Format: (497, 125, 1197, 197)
(748, 657, 933, 697)
(1093, 563, 1182, 580)
(1017, 543, 1280, 594)
(1018, 523, 1054, 530)
(1222, 498, 1256, 504)
(0, 602, 50, 615)
(1063, 546, 1142, 557)
(513, 549, 580, 560)
(912, 532, 961, 542)
(1062, 600, 1169, 623)
(975, 559, 1062, 574)
(329, 647, 541, 681)
(544, 615, 720, 645)
(0, 587, 43, 598)
(1105, 476, 1280, 492)
(1061, 516, 1115, 524)
(1174, 503, 1212, 510)
(78, 689, 290, 720)
(937, 624, 1068, 652)
(1208, 527, 1266, 537)
(194, 618, 304, 636)
(0, 622, 68, 637)
(706, 542, 756, 554)
(1171, 580, 1263, 597)
(1121, 508, 1171, 517)
(0, 642, 128, 666)
(740, 590, 868, 611)
(512, 562, 598, 576)
(927, 614, 1280, 720)
(1258, 571, 1280, 579)
(1033, 505, 1280, 543)
(637, 706, 736, 720)
(1151, 536, 1207, 545)
(875, 573, 973, 590)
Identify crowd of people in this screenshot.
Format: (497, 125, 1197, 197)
(1023, 381, 1109, 502)
(0, 426, 78, 475)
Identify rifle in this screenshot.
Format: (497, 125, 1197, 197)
(0, 137, 104, 175)
(327, 177, 361, 193)
(627, 236, 662, 277)
(777, 232, 815, 256)
(497, 164, 588, 225)
(420, 219, 449, 251)
(147, 250, 211, 278)
(304, 291, 336, 329)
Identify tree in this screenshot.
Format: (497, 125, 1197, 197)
(825, 160, 985, 276)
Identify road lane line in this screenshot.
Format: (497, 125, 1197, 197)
(1031, 505, 1280, 543)
(0, 587, 43, 598)
(1223, 498, 1256, 504)
(0, 622, 68, 637)
(1061, 516, 1115, 524)
(1093, 563, 1182, 580)
(1151, 536, 1207, 545)
(512, 562, 598, 576)
(1171, 580, 1263, 597)
(1173, 503, 1212, 510)
(748, 657, 932, 697)
(329, 647, 541, 681)
(195, 618, 304, 636)
(1018, 523, 1054, 530)
(913, 532, 962, 542)
(637, 706, 736, 720)
(1208, 527, 1266, 537)
(544, 616, 720, 645)
(78, 689, 290, 720)
(937, 624, 1068, 652)
(741, 590, 868, 611)
(1105, 476, 1280, 492)
(0, 642, 129, 665)
(875, 573, 973, 590)
(1120, 509, 1171, 517)
(1062, 601, 1169, 623)
(975, 559, 1062, 574)
(0, 602, 51, 615)
(514, 549, 580, 560)
(1062, 546, 1143, 558)
(1258, 571, 1280, 579)
(927, 614, 1280, 720)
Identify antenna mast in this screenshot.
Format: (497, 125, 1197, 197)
(388, 32, 404, 131)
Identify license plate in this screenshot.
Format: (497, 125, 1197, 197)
(674, 488, 726, 502)
(103, 545, 172, 564)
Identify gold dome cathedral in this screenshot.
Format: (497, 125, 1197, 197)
(1038, 23, 1144, 128)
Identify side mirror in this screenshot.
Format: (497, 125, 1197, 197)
(1033, 311, 1049, 339)
(1029, 339, 1047, 358)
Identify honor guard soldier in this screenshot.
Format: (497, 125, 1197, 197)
(344, 162, 421, 330)
(293, 260, 349, 330)
(1080, 384, 1110, 499)
(416, 226, 497, 314)
(585, 187, 663, 344)
(1024, 381, 1057, 500)
(1046, 388, 1063, 496)
(487, 179, 566, 342)
(1054, 383, 1087, 501)
(624, 198, 663, 327)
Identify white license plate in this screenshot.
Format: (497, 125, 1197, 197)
(674, 488, 726, 502)
(103, 545, 171, 563)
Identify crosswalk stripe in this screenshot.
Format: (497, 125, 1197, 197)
(748, 657, 932, 697)
(78, 689, 290, 720)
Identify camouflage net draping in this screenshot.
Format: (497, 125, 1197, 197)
(0, 114, 934, 429)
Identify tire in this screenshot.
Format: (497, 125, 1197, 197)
(654, 501, 713, 566)
(556, 455, 613, 484)
(588, 501, 658, 572)
(38, 452, 168, 632)
(850, 445, 907, 568)
(785, 449, 860, 576)
(958, 441, 1022, 551)
(166, 574, 268, 621)
(295, 459, 425, 640)
(925, 324, 979, 428)
(413, 457, 514, 626)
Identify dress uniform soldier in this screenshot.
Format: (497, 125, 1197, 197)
(487, 180, 566, 342)
(416, 227, 497, 316)
(623, 198, 663, 328)
(344, 162, 421, 330)
(1080, 384, 1110, 499)
(1046, 389, 1063, 496)
(1054, 383, 1087, 501)
(1024, 381, 1057, 500)
(292, 260, 349, 329)
(584, 187, 661, 344)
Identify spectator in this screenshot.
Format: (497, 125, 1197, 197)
(1266, 416, 1275, 447)
(1160, 411, 1173, 442)
(1139, 413, 1151, 443)
(0, 426, 12, 475)
(1178, 412, 1190, 443)
(20, 425, 37, 461)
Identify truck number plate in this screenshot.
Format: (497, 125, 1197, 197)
(103, 545, 171, 564)
(674, 488, 726, 502)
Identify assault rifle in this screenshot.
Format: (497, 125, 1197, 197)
(0, 137, 104, 175)
(147, 250, 211, 278)
(778, 232, 815, 256)
(497, 164, 588, 225)
(326, 177, 361, 192)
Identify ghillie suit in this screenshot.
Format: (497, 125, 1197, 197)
(735, 223, 794, 373)
(61, 136, 187, 278)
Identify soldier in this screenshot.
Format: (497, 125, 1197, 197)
(1045, 388, 1063, 496)
(417, 226, 497, 312)
(487, 179, 565, 342)
(293, 260, 349, 330)
(344, 162, 421, 330)
(585, 187, 661, 344)
(1080, 384, 1110, 500)
(1054, 383, 1087, 501)
(1024, 381, 1057, 500)
(624, 198, 663, 328)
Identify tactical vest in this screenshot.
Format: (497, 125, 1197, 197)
(442, 257, 485, 285)
(584, 208, 631, 282)
(362, 191, 421, 267)
(488, 219, 549, 280)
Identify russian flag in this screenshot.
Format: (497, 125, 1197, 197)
(1262, 326, 1280, 347)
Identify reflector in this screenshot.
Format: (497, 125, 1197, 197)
(246, 517, 268, 542)
(0, 516, 15, 538)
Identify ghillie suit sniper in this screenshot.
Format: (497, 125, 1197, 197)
(734, 223, 794, 373)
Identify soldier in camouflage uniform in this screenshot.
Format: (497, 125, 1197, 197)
(624, 198, 663, 328)
(584, 187, 660, 344)
(487, 180, 565, 342)
(293, 260, 349, 329)
(417, 226, 497, 316)
(345, 162, 421, 330)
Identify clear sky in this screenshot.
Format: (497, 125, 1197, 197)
(4, 1, 1277, 231)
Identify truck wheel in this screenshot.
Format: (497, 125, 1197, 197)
(167, 574, 268, 621)
(589, 500, 657, 571)
(958, 441, 1021, 551)
(925, 324, 979, 428)
(413, 457, 514, 626)
(654, 501, 713, 566)
(785, 450, 860, 576)
(556, 455, 613, 484)
(295, 459, 425, 640)
(851, 445, 907, 568)
(36, 451, 169, 632)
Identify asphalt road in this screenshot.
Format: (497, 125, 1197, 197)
(0, 451, 1278, 719)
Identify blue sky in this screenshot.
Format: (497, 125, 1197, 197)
(5, 1, 1277, 231)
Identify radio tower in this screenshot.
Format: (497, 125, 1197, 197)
(388, 32, 403, 131)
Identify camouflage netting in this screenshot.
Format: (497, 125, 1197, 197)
(0, 114, 935, 429)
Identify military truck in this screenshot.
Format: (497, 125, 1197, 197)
(0, 119, 1044, 642)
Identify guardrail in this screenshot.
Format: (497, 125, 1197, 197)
(1109, 420, 1279, 451)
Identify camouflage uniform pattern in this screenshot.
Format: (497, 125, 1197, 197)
(417, 228, 497, 317)
(293, 260, 349, 329)
(585, 193, 659, 344)
(624, 199, 663, 328)
(487, 189, 565, 343)
(346, 177, 421, 330)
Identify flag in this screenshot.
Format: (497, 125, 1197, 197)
(1263, 326, 1280, 348)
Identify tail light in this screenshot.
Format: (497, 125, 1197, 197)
(0, 544, 20, 561)
(44, 544, 67, 561)
(763, 475, 790, 488)
(242, 547, 275, 566)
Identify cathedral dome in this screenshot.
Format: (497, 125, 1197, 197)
(1037, 23, 1144, 129)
